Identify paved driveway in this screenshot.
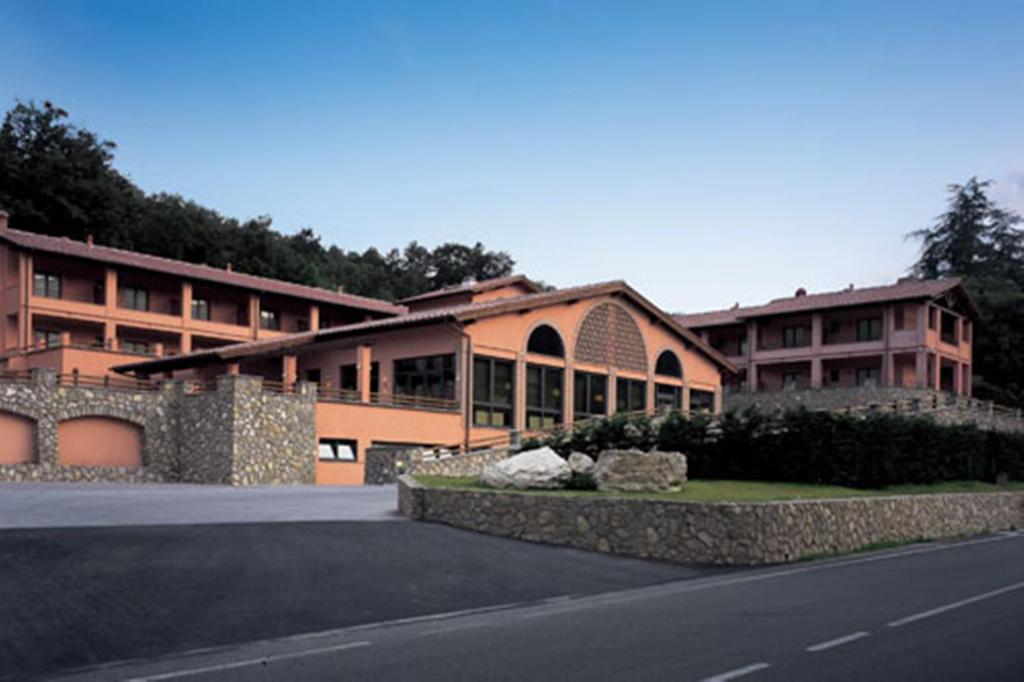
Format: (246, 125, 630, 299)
(0, 482, 400, 528)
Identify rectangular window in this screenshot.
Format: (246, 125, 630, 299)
(940, 312, 958, 344)
(306, 369, 321, 385)
(121, 340, 151, 355)
(474, 356, 515, 427)
(963, 321, 972, 343)
(259, 309, 280, 330)
(121, 286, 149, 311)
(526, 364, 563, 429)
(928, 306, 937, 330)
(782, 372, 802, 390)
(690, 389, 715, 412)
(828, 368, 841, 384)
(394, 354, 456, 399)
(191, 297, 211, 321)
(573, 371, 607, 421)
(318, 438, 357, 462)
(339, 362, 379, 393)
(782, 326, 810, 348)
(33, 329, 61, 347)
(616, 377, 647, 413)
(856, 367, 880, 387)
(856, 317, 882, 342)
(655, 383, 682, 411)
(33, 271, 61, 299)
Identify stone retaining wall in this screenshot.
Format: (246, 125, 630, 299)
(365, 445, 511, 484)
(0, 370, 316, 485)
(399, 476, 1024, 565)
(726, 387, 1024, 433)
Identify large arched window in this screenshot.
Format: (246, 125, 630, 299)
(655, 350, 683, 378)
(527, 325, 564, 358)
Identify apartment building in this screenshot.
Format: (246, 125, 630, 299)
(0, 211, 403, 377)
(676, 278, 976, 396)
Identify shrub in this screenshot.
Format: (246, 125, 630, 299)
(521, 407, 1023, 489)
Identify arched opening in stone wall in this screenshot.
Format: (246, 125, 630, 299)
(0, 411, 35, 465)
(527, 324, 565, 358)
(655, 350, 683, 378)
(57, 417, 143, 468)
(574, 302, 648, 372)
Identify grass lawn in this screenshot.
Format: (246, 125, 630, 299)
(413, 475, 1024, 503)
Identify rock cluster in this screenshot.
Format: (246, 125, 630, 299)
(481, 447, 571, 489)
(593, 449, 687, 492)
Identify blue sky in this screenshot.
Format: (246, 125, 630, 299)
(2, 1, 1022, 312)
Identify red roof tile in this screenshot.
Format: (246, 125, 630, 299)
(676, 278, 975, 329)
(397, 274, 540, 304)
(0, 228, 405, 315)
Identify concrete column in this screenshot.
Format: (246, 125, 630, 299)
(18, 253, 31, 348)
(154, 342, 165, 358)
(104, 267, 118, 349)
(954, 360, 963, 396)
(181, 331, 192, 354)
(811, 313, 823, 349)
(607, 368, 618, 415)
(682, 380, 691, 415)
(884, 352, 897, 388)
(564, 357, 575, 427)
(964, 364, 973, 397)
(181, 281, 193, 322)
(714, 387, 724, 415)
(248, 294, 260, 339)
(357, 344, 373, 403)
(282, 354, 297, 392)
(810, 357, 823, 389)
(514, 353, 527, 432)
(748, 363, 759, 393)
(309, 304, 320, 331)
(59, 330, 72, 347)
(746, 320, 758, 392)
(915, 350, 928, 389)
(226, 362, 240, 376)
(933, 354, 942, 391)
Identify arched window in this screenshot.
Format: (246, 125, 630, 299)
(527, 325, 564, 358)
(655, 350, 683, 378)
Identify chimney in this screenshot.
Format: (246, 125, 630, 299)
(336, 285, 345, 294)
(0, 210, 8, 232)
(226, 262, 233, 272)
(86, 233, 94, 247)
(732, 302, 740, 310)
(461, 275, 477, 287)
(795, 287, 807, 297)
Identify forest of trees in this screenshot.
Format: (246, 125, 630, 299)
(0, 101, 515, 301)
(908, 177, 1024, 407)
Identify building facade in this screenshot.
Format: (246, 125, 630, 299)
(676, 278, 976, 397)
(117, 278, 733, 485)
(0, 211, 403, 378)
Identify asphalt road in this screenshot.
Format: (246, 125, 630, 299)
(50, 530, 1024, 682)
(0, 520, 711, 680)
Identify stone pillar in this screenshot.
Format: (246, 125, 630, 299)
(309, 304, 320, 331)
(810, 357, 823, 389)
(282, 354, 297, 391)
(357, 344, 373, 403)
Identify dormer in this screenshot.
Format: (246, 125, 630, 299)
(399, 274, 540, 312)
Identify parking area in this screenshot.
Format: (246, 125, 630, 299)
(0, 482, 401, 528)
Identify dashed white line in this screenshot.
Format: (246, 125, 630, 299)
(806, 630, 870, 652)
(700, 662, 771, 681)
(887, 581, 1024, 628)
(126, 640, 371, 681)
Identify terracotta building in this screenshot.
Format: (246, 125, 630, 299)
(117, 276, 733, 484)
(676, 278, 977, 397)
(0, 211, 402, 377)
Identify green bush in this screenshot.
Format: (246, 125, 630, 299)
(529, 408, 1023, 489)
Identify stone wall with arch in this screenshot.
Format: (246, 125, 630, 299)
(574, 301, 648, 372)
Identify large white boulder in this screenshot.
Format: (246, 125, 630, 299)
(594, 449, 687, 492)
(480, 447, 571, 489)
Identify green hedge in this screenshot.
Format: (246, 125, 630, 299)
(522, 409, 1024, 489)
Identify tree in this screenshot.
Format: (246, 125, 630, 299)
(0, 100, 516, 300)
(908, 179, 1024, 406)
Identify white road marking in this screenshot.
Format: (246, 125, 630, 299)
(125, 640, 371, 681)
(806, 630, 870, 652)
(887, 581, 1024, 628)
(700, 662, 771, 681)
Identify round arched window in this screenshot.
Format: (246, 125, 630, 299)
(655, 350, 683, 378)
(527, 325, 565, 357)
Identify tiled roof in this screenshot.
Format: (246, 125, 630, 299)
(0, 228, 405, 315)
(675, 278, 975, 329)
(115, 279, 737, 375)
(397, 274, 540, 304)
